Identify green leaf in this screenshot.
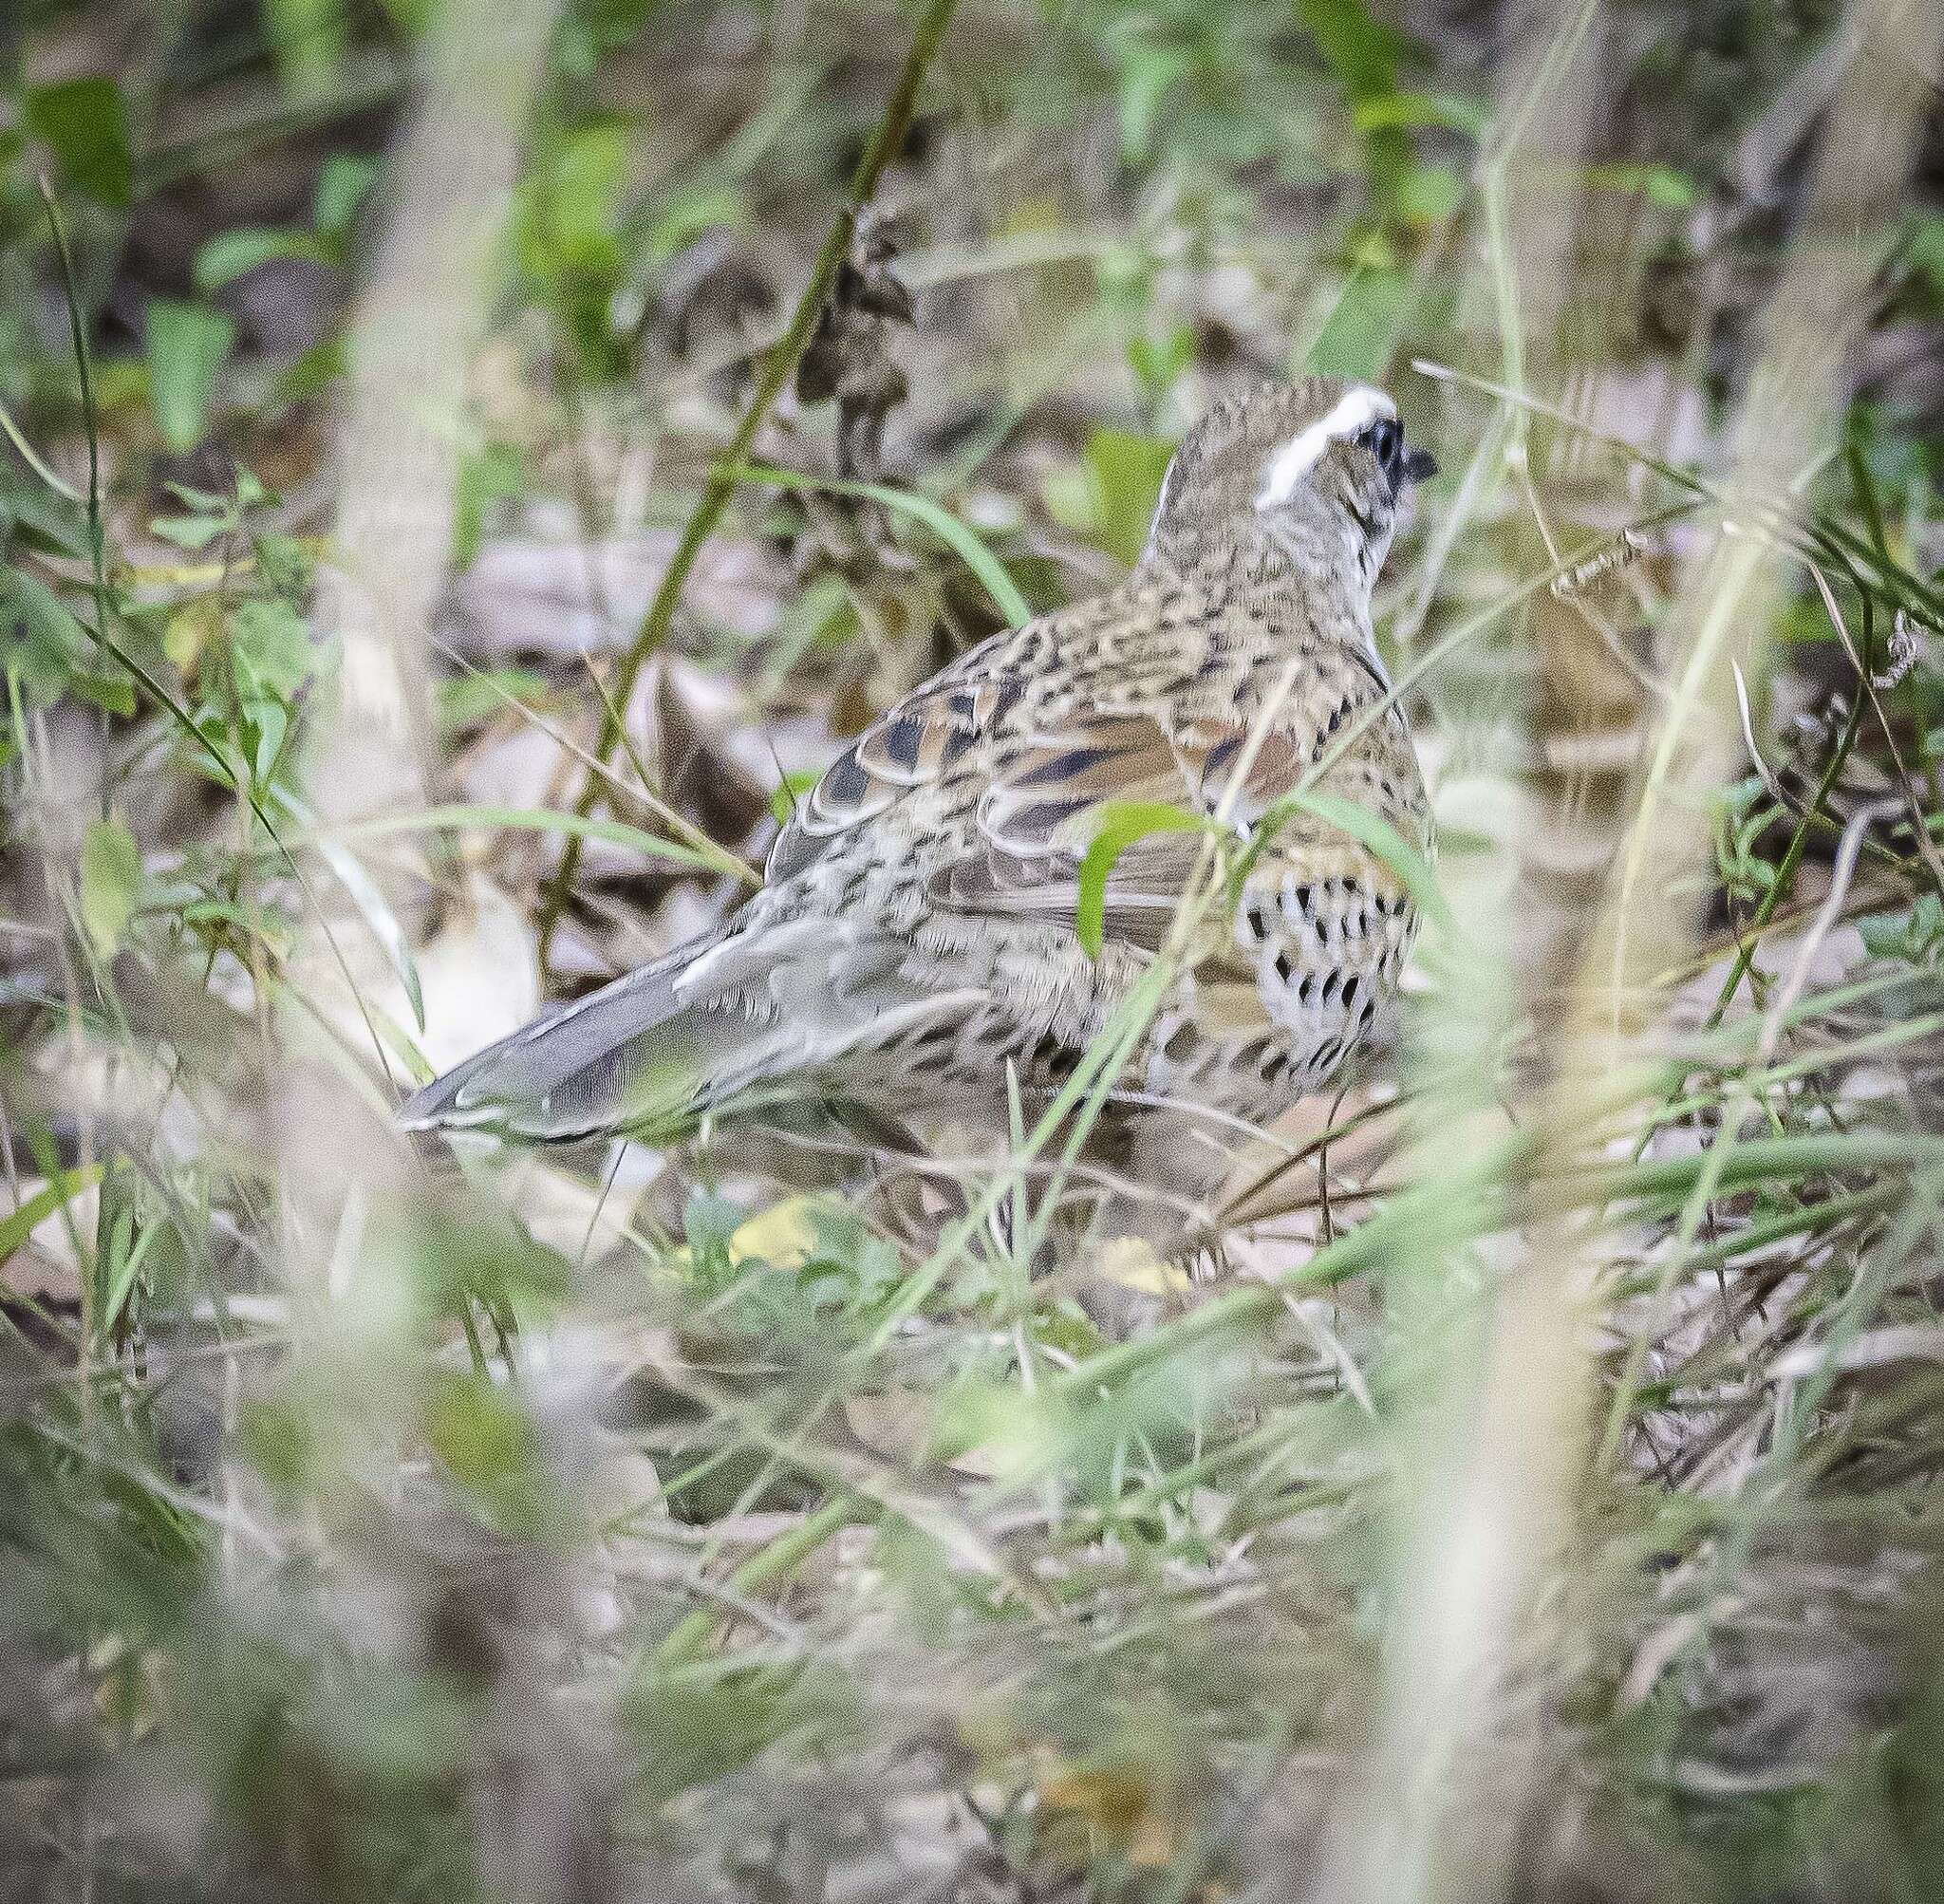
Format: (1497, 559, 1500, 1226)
(252, 531, 311, 601)
(150, 511, 227, 551)
(1075, 800, 1206, 961)
(263, 0, 349, 102)
(231, 597, 314, 700)
(159, 479, 228, 513)
(1116, 44, 1191, 164)
(245, 696, 289, 784)
(100, 1188, 161, 1336)
(194, 227, 330, 293)
(0, 565, 86, 701)
(1125, 327, 1195, 403)
(522, 121, 630, 273)
(423, 1371, 562, 1540)
(26, 79, 133, 206)
(146, 302, 238, 454)
(80, 816, 141, 956)
(0, 1166, 104, 1265)
(1307, 268, 1411, 381)
(1393, 163, 1466, 226)
(1908, 215, 1944, 302)
(1084, 428, 1175, 568)
(643, 178, 749, 265)
(1584, 162, 1700, 211)
(737, 464, 1033, 629)
(313, 153, 381, 233)
(1298, 0, 1406, 98)
(1353, 89, 1489, 137)
(453, 440, 525, 570)
(770, 768, 821, 827)
(683, 1189, 746, 1264)
(371, 0, 438, 30)
(70, 666, 138, 718)
(1296, 0, 1416, 208)
(0, 482, 92, 558)
(1860, 894, 1944, 964)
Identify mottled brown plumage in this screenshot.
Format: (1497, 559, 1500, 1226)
(402, 379, 1434, 1148)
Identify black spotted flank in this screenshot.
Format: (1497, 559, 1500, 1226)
(1031, 1028, 1078, 1078)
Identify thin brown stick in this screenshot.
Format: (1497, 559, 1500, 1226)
(535, 0, 962, 966)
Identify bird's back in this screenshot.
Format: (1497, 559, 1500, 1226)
(401, 377, 1436, 1149)
(747, 540, 1427, 1123)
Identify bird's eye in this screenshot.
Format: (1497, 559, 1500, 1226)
(1361, 417, 1404, 483)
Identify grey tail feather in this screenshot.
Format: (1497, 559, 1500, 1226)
(398, 919, 987, 1146)
(397, 929, 727, 1143)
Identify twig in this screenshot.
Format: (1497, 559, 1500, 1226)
(36, 180, 112, 699)
(535, 0, 962, 965)
(1752, 796, 1902, 1065)
(0, 392, 83, 505)
(1706, 574, 1871, 1026)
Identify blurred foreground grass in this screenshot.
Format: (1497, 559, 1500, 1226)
(4, 0, 1944, 1899)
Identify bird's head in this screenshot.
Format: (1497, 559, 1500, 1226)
(1144, 378, 1436, 594)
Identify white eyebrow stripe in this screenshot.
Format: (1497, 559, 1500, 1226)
(1254, 384, 1396, 509)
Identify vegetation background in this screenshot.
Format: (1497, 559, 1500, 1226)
(3, 0, 1944, 1897)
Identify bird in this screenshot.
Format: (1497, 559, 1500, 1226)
(400, 378, 1436, 1182)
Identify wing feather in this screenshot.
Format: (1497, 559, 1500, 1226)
(764, 610, 1412, 964)
(950, 715, 1319, 949)
(767, 663, 1013, 881)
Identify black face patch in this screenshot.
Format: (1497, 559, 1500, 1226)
(1362, 417, 1405, 493)
(1357, 417, 1438, 500)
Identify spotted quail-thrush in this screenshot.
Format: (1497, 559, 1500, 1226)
(401, 378, 1436, 1152)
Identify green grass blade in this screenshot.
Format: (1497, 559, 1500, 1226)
(0, 1167, 104, 1265)
(737, 461, 1033, 629)
(308, 801, 723, 870)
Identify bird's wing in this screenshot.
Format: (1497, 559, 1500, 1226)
(765, 644, 1023, 881)
(769, 644, 1362, 956)
(940, 710, 1318, 952)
